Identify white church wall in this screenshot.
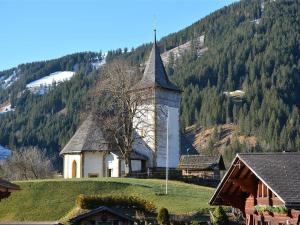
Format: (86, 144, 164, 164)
(64, 154, 81, 178)
(133, 103, 156, 167)
(132, 88, 181, 169)
(166, 106, 180, 168)
(155, 89, 181, 168)
(83, 151, 105, 177)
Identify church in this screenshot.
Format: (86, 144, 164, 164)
(60, 31, 182, 178)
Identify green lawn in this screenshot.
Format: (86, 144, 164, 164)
(0, 178, 214, 222)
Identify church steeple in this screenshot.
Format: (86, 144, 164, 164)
(133, 30, 180, 92)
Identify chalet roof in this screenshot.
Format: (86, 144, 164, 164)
(69, 206, 134, 224)
(0, 178, 20, 191)
(60, 115, 109, 155)
(209, 152, 300, 209)
(132, 30, 180, 92)
(179, 155, 226, 170)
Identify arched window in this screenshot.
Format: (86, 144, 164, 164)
(72, 160, 77, 178)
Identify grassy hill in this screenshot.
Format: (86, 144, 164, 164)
(0, 178, 214, 222)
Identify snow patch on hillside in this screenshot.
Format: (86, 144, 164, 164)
(1, 71, 18, 89)
(91, 52, 107, 70)
(27, 71, 75, 88)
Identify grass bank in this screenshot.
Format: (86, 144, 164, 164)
(0, 178, 214, 221)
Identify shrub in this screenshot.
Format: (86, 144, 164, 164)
(211, 206, 229, 225)
(272, 206, 288, 214)
(253, 205, 287, 214)
(157, 207, 170, 225)
(76, 194, 156, 213)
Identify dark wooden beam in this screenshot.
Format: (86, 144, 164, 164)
(239, 166, 250, 178)
(232, 177, 258, 196)
(220, 193, 245, 212)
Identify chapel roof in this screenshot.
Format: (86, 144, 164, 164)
(60, 115, 109, 155)
(132, 30, 180, 92)
(209, 152, 300, 209)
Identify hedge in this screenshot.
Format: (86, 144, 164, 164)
(76, 194, 156, 213)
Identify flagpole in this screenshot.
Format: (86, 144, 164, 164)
(166, 108, 169, 195)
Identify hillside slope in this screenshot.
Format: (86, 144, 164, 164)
(1, 0, 300, 168)
(123, 0, 300, 153)
(0, 178, 213, 221)
(184, 124, 258, 165)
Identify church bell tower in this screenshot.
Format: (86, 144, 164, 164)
(132, 30, 181, 168)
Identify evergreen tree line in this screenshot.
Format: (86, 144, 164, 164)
(112, 0, 300, 153)
(1, 0, 300, 170)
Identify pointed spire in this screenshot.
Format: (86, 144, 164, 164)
(132, 30, 180, 92)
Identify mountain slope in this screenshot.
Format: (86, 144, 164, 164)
(1, 0, 300, 170)
(110, 0, 300, 156)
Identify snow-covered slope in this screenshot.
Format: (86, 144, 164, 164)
(0, 70, 18, 89)
(26, 71, 75, 94)
(27, 71, 75, 88)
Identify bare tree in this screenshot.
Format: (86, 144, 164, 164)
(1, 146, 54, 180)
(89, 59, 154, 176)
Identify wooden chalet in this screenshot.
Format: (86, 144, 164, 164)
(0, 178, 20, 200)
(209, 153, 300, 225)
(69, 206, 134, 225)
(179, 155, 226, 180)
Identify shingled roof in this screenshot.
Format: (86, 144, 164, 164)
(0, 178, 20, 191)
(69, 206, 134, 224)
(209, 152, 300, 209)
(179, 155, 226, 170)
(60, 115, 109, 155)
(132, 30, 180, 92)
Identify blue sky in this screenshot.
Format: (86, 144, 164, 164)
(0, 0, 238, 71)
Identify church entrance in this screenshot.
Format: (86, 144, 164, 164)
(72, 160, 77, 178)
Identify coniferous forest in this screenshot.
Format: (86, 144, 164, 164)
(1, 0, 300, 169)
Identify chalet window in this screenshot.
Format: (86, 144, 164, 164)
(258, 182, 263, 197)
(263, 183, 268, 197)
(257, 182, 268, 197)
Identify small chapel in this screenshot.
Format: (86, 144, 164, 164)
(60, 31, 182, 178)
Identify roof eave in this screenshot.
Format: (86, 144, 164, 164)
(208, 155, 240, 205)
(132, 84, 181, 93)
